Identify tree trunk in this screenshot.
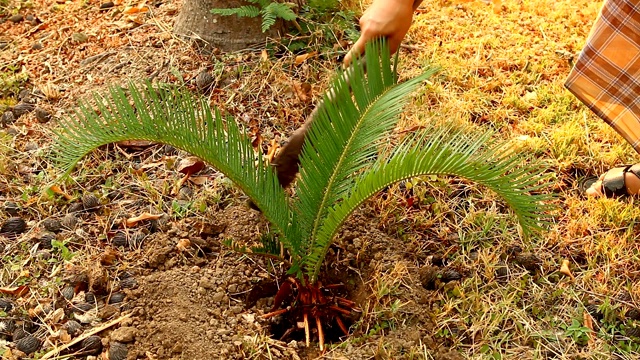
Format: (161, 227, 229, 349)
(174, 0, 282, 53)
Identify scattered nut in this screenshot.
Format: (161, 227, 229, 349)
(1, 217, 27, 234)
(15, 334, 41, 354)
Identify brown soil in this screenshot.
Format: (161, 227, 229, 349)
(119, 205, 451, 359)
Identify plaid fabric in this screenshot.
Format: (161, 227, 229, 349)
(565, 0, 640, 153)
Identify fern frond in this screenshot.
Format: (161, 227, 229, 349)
(210, 5, 261, 18)
(305, 127, 554, 281)
(261, 10, 277, 33)
(293, 40, 438, 262)
(264, 2, 297, 21)
(51, 83, 301, 253)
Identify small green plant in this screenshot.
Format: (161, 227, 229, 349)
(210, 0, 297, 33)
(51, 40, 552, 349)
(51, 239, 75, 261)
(562, 318, 592, 346)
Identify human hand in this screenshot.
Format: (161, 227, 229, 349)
(343, 0, 416, 66)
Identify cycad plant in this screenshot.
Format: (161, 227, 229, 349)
(52, 41, 552, 350)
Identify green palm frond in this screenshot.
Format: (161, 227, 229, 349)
(51, 83, 300, 246)
(305, 128, 554, 281)
(293, 40, 439, 259)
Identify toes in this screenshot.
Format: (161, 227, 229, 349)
(585, 179, 604, 197)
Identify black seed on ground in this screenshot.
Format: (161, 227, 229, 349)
(616, 290, 633, 303)
(177, 186, 193, 200)
(61, 286, 75, 300)
(39, 232, 56, 249)
(129, 232, 146, 247)
(585, 304, 603, 321)
(440, 269, 462, 282)
(514, 253, 540, 272)
(0, 298, 13, 312)
(119, 277, 138, 289)
(195, 71, 215, 91)
(1, 111, 16, 125)
(15, 334, 41, 354)
(109, 342, 128, 360)
(495, 262, 509, 279)
(85, 292, 96, 304)
(4, 201, 20, 216)
(63, 320, 82, 336)
(1, 217, 27, 234)
(100, 2, 115, 10)
(31, 42, 43, 50)
(82, 194, 100, 210)
(108, 292, 125, 304)
(17, 89, 31, 101)
(68, 203, 84, 213)
(61, 214, 78, 229)
(628, 308, 640, 321)
(0, 319, 16, 335)
(626, 324, 640, 338)
(42, 218, 62, 232)
(112, 232, 127, 247)
(12, 327, 28, 341)
(9, 14, 24, 23)
(12, 102, 35, 118)
(34, 107, 51, 123)
(81, 335, 103, 354)
(72, 302, 94, 313)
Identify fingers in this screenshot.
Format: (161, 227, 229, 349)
(343, 35, 368, 67)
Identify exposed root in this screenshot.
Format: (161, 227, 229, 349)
(261, 277, 361, 351)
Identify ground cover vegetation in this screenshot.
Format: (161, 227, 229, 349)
(1, 0, 640, 359)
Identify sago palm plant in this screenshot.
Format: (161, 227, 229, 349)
(52, 41, 552, 350)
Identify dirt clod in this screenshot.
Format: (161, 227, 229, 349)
(111, 326, 136, 343)
(514, 252, 541, 272)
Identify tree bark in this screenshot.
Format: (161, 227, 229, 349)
(174, 0, 282, 52)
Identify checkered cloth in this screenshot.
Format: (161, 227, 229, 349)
(565, 0, 640, 153)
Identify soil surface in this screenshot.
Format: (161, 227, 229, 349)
(121, 206, 457, 359)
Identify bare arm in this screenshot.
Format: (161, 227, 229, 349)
(343, 0, 423, 66)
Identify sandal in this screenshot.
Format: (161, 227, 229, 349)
(581, 164, 640, 197)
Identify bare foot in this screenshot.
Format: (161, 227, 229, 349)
(585, 166, 640, 197)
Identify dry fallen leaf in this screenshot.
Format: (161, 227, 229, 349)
(583, 310, 596, 346)
(266, 139, 279, 163)
(0, 285, 29, 297)
(100, 247, 119, 265)
(49, 185, 72, 200)
(292, 81, 312, 102)
(124, 213, 164, 227)
(560, 259, 575, 281)
(294, 51, 317, 65)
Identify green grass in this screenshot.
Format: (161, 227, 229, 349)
(1, 0, 639, 358)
